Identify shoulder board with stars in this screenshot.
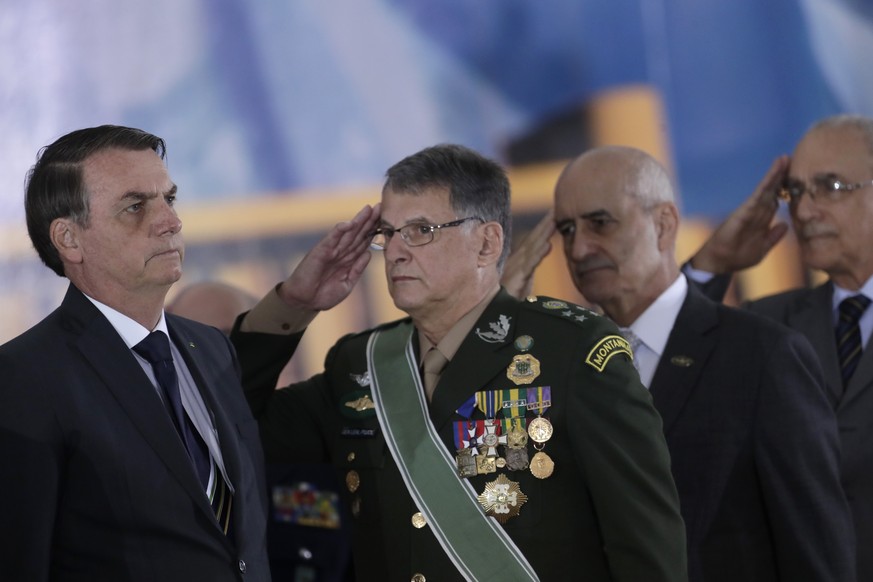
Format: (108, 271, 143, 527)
(522, 295, 600, 326)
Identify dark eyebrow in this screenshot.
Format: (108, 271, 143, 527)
(120, 184, 177, 202)
(379, 215, 431, 229)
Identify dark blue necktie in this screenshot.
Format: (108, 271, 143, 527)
(133, 332, 211, 489)
(836, 295, 871, 389)
(134, 332, 232, 535)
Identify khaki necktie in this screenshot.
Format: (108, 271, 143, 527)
(422, 347, 448, 401)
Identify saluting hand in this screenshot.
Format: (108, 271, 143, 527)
(277, 203, 381, 312)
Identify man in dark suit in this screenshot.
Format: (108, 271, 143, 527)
(544, 145, 854, 581)
(234, 144, 688, 581)
(0, 125, 377, 582)
(688, 114, 873, 580)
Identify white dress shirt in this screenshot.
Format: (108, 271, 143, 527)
(621, 275, 688, 388)
(84, 294, 232, 493)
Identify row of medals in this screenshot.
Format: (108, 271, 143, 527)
(460, 337, 554, 522)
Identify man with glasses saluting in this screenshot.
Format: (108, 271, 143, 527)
(689, 114, 873, 580)
(236, 144, 687, 581)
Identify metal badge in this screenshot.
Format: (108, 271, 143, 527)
(514, 335, 534, 352)
(475, 314, 511, 343)
(348, 371, 371, 387)
(345, 470, 360, 493)
(506, 354, 541, 385)
(411, 512, 427, 529)
(530, 451, 555, 479)
(456, 448, 478, 479)
(477, 474, 528, 523)
(504, 447, 530, 471)
(670, 355, 694, 368)
(527, 416, 553, 444)
(476, 455, 497, 475)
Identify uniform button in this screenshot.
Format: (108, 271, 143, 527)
(351, 496, 361, 517)
(238, 559, 247, 573)
(411, 574, 426, 582)
(347, 452, 356, 462)
(281, 323, 291, 330)
(411, 512, 427, 529)
(346, 470, 360, 493)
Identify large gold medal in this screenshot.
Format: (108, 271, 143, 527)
(477, 474, 528, 523)
(527, 416, 553, 443)
(530, 451, 555, 479)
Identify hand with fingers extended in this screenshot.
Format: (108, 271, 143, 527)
(501, 209, 556, 299)
(691, 156, 791, 275)
(277, 203, 381, 313)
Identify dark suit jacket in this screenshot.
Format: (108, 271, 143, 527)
(235, 290, 688, 581)
(739, 282, 873, 581)
(651, 284, 854, 581)
(0, 285, 270, 582)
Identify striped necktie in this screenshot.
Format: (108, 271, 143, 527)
(134, 331, 232, 535)
(619, 327, 642, 371)
(836, 294, 871, 389)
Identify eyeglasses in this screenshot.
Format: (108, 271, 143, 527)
(370, 216, 484, 250)
(778, 173, 873, 206)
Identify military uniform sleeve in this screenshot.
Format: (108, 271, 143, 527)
(567, 325, 688, 581)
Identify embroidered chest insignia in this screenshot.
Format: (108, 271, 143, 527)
(475, 314, 511, 343)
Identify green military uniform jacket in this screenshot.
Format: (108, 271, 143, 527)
(236, 289, 687, 581)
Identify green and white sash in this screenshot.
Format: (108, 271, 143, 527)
(366, 322, 539, 582)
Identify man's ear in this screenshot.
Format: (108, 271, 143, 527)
(478, 222, 504, 267)
(50, 218, 84, 264)
(655, 203, 680, 251)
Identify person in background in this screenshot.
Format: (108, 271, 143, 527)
(504, 144, 855, 581)
(689, 114, 873, 580)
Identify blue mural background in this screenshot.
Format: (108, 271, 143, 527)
(1, 0, 871, 346)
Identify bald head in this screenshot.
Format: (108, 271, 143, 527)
(554, 146, 681, 325)
(167, 281, 258, 335)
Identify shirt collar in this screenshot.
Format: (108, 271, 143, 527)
(831, 275, 873, 312)
(418, 286, 500, 363)
(83, 293, 169, 349)
(625, 274, 687, 358)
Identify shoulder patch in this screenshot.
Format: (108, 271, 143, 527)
(585, 335, 632, 372)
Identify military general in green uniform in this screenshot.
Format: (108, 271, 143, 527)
(233, 144, 687, 581)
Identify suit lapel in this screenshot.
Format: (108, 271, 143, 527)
(64, 288, 211, 514)
(429, 291, 518, 429)
(784, 283, 842, 404)
(649, 285, 719, 434)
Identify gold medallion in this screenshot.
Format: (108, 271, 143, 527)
(495, 457, 507, 469)
(527, 416, 553, 443)
(506, 354, 541, 385)
(345, 470, 360, 493)
(477, 474, 528, 523)
(476, 455, 497, 475)
(530, 451, 555, 479)
(507, 423, 529, 448)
